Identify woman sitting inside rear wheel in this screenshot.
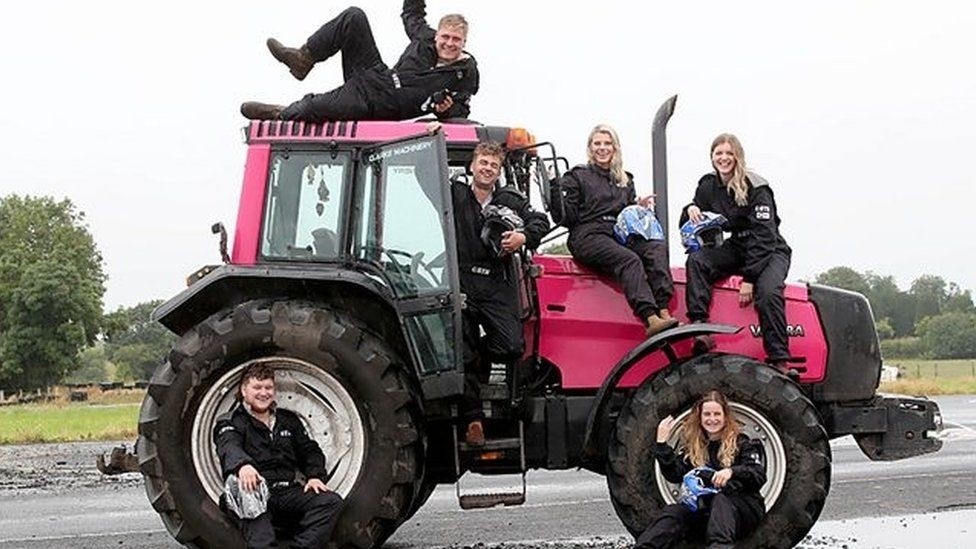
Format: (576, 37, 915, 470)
(682, 133, 794, 374)
(558, 124, 677, 337)
(635, 390, 766, 549)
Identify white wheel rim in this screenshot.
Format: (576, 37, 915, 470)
(654, 402, 787, 511)
(191, 357, 366, 503)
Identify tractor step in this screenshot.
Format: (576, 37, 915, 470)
(454, 420, 527, 509)
(458, 490, 526, 510)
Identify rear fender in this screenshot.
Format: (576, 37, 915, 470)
(153, 264, 408, 359)
(580, 323, 741, 461)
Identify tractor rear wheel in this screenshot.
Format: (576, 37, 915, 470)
(607, 353, 831, 548)
(137, 300, 424, 548)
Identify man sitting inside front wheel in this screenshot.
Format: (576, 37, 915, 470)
(214, 363, 343, 548)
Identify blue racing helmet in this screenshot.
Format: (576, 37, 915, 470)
(678, 467, 720, 512)
(680, 212, 727, 253)
(613, 205, 665, 245)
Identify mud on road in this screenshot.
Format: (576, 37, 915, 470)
(0, 440, 141, 496)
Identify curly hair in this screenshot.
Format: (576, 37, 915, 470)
(679, 390, 741, 468)
(239, 363, 275, 389)
(474, 141, 506, 164)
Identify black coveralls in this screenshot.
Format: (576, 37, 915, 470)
(451, 182, 550, 420)
(680, 172, 793, 361)
(635, 434, 767, 549)
(560, 164, 673, 320)
(214, 404, 343, 549)
(281, 0, 479, 122)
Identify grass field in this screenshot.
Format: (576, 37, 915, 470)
(0, 402, 140, 444)
(884, 359, 976, 379)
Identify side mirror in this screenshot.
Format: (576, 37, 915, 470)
(211, 222, 230, 263)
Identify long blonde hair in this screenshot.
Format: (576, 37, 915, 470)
(710, 133, 748, 206)
(587, 124, 628, 187)
(680, 390, 741, 468)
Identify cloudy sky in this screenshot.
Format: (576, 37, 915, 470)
(2, 1, 974, 310)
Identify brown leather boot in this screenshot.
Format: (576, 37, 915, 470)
(240, 101, 285, 120)
(645, 314, 678, 337)
(465, 420, 485, 446)
(267, 38, 314, 81)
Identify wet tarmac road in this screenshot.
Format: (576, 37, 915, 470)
(1, 395, 973, 548)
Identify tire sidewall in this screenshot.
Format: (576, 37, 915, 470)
(145, 300, 420, 548)
(608, 354, 831, 549)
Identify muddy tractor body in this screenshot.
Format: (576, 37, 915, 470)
(139, 104, 942, 548)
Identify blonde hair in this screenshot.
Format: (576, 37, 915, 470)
(438, 14, 469, 35)
(680, 390, 741, 468)
(587, 124, 628, 188)
(710, 133, 748, 206)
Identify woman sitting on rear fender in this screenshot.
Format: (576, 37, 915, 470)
(558, 124, 677, 337)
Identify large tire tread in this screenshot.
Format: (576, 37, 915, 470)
(607, 353, 831, 549)
(137, 299, 425, 549)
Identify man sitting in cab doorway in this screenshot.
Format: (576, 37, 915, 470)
(430, 123, 551, 445)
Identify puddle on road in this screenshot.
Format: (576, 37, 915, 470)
(798, 509, 975, 548)
(423, 510, 976, 549)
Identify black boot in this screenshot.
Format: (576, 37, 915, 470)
(267, 38, 314, 81)
(240, 101, 284, 120)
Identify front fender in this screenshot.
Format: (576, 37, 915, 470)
(153, 264, 400, 344)
(581, 323, 741, 462)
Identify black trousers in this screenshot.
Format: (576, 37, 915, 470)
(280, 7, 398, 121)
(235, 486, 344, 549)
(634, 494, 763, 549)
(459, 268, 523, 421)
(685, 244, 791, 361)
(569, 225, 673, 320)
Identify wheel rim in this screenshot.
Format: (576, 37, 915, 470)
(654, 402, 786, 511)
(191, 357, 366, 503)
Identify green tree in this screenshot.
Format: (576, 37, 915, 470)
(0, 195, 105, 391)
(864, 272, 915, 337)
(103, 300, 175, 381)
(815, 266, 869, 296)
(917, 312, 976, 359)
(875, 317, 895, 340)
(910, 274, 948, 322)
(944, 283, 975, 314)
(65, 344, 111, 384)
(540, 241, 569, 255)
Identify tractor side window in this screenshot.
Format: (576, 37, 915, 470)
(261, 151, 349, 261)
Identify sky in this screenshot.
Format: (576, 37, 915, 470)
(1, 1, 975, 310)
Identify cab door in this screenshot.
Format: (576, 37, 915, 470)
(353, 132, 464, 399)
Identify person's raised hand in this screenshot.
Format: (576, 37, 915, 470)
(434, 94, 454, 114)
(657, 415, 677, 443)
(238, 464, 263, 492)
(304, 478, 328, 494)
(712, 467, 733, 488)
(687, 205, 703, 224)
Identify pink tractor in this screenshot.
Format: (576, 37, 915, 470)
(136, 97, 941, 548)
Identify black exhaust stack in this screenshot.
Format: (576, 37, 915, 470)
(652, 95, 678, 240)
